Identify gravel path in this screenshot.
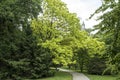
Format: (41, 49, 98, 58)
(58, 68, 90, 80)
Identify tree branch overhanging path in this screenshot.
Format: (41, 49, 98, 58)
(58, 68, 90, 80)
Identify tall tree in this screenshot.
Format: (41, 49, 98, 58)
(31, 0, 81, 66)
(90, 0, 120, 74)
(0, 0, 54, 79)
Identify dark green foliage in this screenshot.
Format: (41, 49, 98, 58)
(0, 27, 53, 79)
(70, 48, 89, 72)
(91, 0, 120, 74)
(0, 31, 53, 79)
(76, 48, 89, 72)
(87, 55, 111, 75)
(0, 0, 54, 79)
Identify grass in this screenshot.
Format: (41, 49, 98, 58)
(86, 74, 120, 80)
(62, 67, 120, 80)
(39, 71, 72, 80)
(25, 71, 72, 80)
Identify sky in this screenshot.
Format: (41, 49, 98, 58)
(61, 0, 102, 29)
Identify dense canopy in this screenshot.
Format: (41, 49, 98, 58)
(0, 0, 119, 79)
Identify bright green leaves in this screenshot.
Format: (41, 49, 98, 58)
(31, 19, 58, 42)
(42, 0, 81, 35)
(31, 0, 105, 67)
(83, 37, 105, 56)
(42, 38, 73, 65)
(31, 0, 82, 66)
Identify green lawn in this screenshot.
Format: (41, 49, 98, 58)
(39, 71, 72, 80)
(86, 74, 120, 80)
(25, 71, 72, 80)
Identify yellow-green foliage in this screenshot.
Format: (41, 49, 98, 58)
(31, 0, 105, 66)
(42, 38, 73, 65)
(83, 37, 105, 55)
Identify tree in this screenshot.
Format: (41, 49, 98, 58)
(31, 0, 106, 74)
(0, 0, 42, 60)
(31, 0, 81, 67)
(88, 54, 111, 75)
(90, 0, 120, 74)
(75, 47, 89, 72)
(0, 0, 54, 79)
(72, 36, 105, 72)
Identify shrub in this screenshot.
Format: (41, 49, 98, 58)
(87, 55, 111, 75)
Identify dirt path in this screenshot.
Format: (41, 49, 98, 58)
(58, 68, 90, 80)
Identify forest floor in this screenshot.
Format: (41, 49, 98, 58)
(58, 68, 90, 80)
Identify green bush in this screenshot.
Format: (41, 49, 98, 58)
(87, 55, 111, 75)
(0, 47, 53, 79)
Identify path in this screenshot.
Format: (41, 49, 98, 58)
(58, 68, 90, 80)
